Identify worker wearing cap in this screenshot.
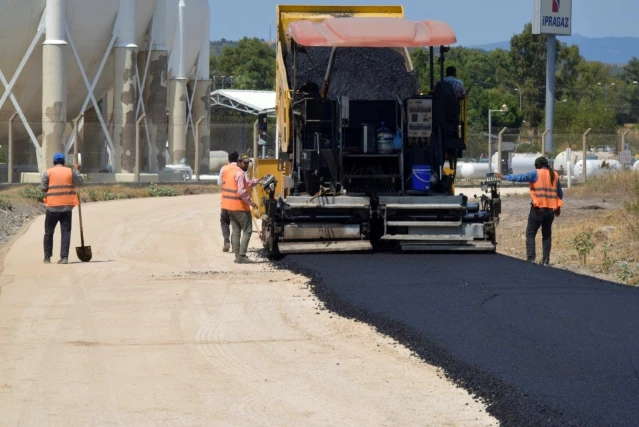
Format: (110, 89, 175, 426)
(497, 157, 563, 265)
(40, 152, 83, 264)
(220, 154, 259, 264)
(218, 151, 240, 252)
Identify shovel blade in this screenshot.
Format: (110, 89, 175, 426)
(76, 246, 93, 262)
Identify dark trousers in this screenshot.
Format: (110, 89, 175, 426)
(44, 210, 72, 258)
(526, 207, 555, 261)
(220, 208, 230, 244)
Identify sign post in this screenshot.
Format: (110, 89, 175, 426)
(533, 0, 573, 154)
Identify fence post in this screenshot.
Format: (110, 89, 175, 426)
(7, 112, 18, 184)
(135, 115, 145, 183)
(72, 114, 83, 167)
(582, 128, 592, 183)
(497, 127, 507, 174)
(194, 116, 205, 181)
(541, 129, 550, 157)
(621, 129, 630, 153)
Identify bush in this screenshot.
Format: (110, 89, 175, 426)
(19, 186, 44, 202)
(146, 183, 180, 198)
(569, 231, 595, 266)
(0, 197, 12, 211)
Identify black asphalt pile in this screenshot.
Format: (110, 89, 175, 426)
(286, 47, 419, 100)
(275, 253, 639, 427)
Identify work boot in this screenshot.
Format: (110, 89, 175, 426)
(540, 258, 550, 266)
(58, 257, 68, 265)
(527, 258, 536, 263)
(43, 256, 51, 264)
(234, 255, 254, 264)
(222, 242, 231, 253)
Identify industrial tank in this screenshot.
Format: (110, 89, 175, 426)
(460, 162, 490, 179)
(0, 0, 208, 120)
(166, 0, 209, 78)
(574, 159, 621, 177)
(0, 0, 156, 120)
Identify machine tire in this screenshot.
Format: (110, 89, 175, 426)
(261, 218, 283, 260)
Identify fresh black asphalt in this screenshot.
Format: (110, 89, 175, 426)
(277, 253, 639, 427)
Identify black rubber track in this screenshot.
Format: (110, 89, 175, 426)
(275, 253, 639, 427)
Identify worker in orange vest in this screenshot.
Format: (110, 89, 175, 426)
(221, 154, 259, 264)
(40, 152, 83, 264)
(218, 151, 239, 252)
(497, 157, 563, 265)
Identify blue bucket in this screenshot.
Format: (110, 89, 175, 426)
(412, 165, 431, 191)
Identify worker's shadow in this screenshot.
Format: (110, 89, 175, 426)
(67, 260, 114, 264)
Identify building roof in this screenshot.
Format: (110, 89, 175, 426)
(210, 90, 276, 115)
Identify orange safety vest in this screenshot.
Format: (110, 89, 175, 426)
(221, 164, 250, 212)
(530, 168, 563, 210)
(44, 166, 79, 207)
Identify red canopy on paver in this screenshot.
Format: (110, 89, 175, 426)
(287, 18, 456, 48)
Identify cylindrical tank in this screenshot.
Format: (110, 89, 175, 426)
(553, 151, 584, 173)
(1, 0, 157, 121)
(210, 151, 229, 174)
(574, 159, 621, 177)
(460, 162, 490, 179)
(490, 153, 540, 175)
(0, 0, 207, 123)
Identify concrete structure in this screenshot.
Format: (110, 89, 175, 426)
(0, 0, 210, 181)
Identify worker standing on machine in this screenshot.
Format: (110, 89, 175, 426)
(443, 66, 466, 99)
(221, 154, 259, 264)
(41, 152, 83, 264)
(497, 157, 563, 265)
(218, 151, 239, 253)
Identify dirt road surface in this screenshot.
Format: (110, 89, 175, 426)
(0, 195, 496, 426)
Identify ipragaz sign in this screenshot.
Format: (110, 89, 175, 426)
(533, 0, 572, 35)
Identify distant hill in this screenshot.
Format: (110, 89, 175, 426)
(472, 34, 639, 64)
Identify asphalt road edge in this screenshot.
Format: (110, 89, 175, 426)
(273, 257, 575, 427)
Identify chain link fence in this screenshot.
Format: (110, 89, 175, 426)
(2, 119, 637, 183)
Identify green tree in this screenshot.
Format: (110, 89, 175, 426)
(213, 38, 276, 90)
(510, 23, 552, 128)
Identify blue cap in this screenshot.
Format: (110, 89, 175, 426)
(53, 152, 65, 162)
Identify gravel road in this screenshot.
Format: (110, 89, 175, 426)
(0, 195, 495, 426)
(279, 253, 639, 427)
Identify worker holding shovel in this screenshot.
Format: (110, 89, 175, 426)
(41, 152, 83, 264)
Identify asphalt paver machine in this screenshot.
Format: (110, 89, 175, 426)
(252, 5, 501, 256)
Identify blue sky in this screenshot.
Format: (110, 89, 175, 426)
(208, 0, 639, 46)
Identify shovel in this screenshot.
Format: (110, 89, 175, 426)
(75, 193, 92, 262)
(72, 138, 92, 262)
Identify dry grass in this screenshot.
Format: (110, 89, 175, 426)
(0, 183, 219, 205)
(552, 171, 639, 285)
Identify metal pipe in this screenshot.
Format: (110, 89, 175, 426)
(583, 128, 592, 182)
(73, 114, 82, 168)
(429, 47, 434, 91)
(177, 0, 186, 79)
(145, 0, 168, 172)
(169, 0, 188, 165)
(497, 127, 507, 174)
(194, 116, 204, 181)
(320, 47, 338, 99)
(7, 113, 18, 183)
(113, 0, 137, 174)
(136, 115, 145, 182)
(541, 128, 550, 157)
(545, 35, 557, 153)
(42, 0, 68, 170)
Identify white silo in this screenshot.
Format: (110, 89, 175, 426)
(0, 0, 209, 178)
